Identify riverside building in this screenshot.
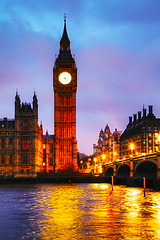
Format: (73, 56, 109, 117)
(120, 105, 160, 159)
(92, 124, 121, 172)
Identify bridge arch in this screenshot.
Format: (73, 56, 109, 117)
(105, 167, 114, 177)
(117, 164, 130, 178)
(134, 160, 157, 179)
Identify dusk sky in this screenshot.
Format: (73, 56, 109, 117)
(0, 0, 160, 155)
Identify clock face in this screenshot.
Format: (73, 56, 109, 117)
(59, 72, 71, 85)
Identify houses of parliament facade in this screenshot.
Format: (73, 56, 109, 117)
(0, 18, 78, 177)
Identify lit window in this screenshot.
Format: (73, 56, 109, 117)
(155, 146, 159, 152)
(23, 140, 30, 148)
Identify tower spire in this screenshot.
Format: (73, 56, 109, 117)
(64, 13, 66, 25)
(60, 14, 70, 51)
(54, 16, 75, 67)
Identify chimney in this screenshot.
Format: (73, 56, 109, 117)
(133, 114, 137, 122)
(129, 116, 132, 124)
(138, 111, 141, 120)
(148, 105, 153, 115)
(143, 108, 146, 117)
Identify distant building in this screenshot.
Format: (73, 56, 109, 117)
(93, 124, 121, 172)
(120, 105, 160, 159)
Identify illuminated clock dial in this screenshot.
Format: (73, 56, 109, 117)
(59, 72, 71, 85)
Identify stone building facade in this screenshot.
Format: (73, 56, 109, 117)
(120, 105, 160, 159)
(0, 92, 43, 177)
(53, 18, 78, 172)
(93, 124, 121, 165)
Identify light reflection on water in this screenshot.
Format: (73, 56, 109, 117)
(0, 183, 160, 239)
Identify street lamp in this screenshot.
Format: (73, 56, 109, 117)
(158, 135, 160, 151)
(130, 143, 134, 157)
(94, 158, 97, 174)
(80, 160, 83, 170)
(113, 152, 117, 162)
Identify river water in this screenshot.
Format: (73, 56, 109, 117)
(0, 183, 160, 240)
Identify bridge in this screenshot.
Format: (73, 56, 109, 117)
(103, 152, 160, 181)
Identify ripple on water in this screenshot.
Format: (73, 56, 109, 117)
(0, 183, 160, 240)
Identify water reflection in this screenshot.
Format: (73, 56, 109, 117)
(0, 183, 160, 239)
(36, 185, 83, 239)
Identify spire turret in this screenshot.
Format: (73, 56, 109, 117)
(15, 90, 20, 116)
(60, 14, 70, 51)
(33, 91, 38, 114)
(54, 15, 75, 68)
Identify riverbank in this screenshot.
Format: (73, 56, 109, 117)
(0, 173, 160, 191)
(105, 176, 160, 191)
(0, 173, 106, 184)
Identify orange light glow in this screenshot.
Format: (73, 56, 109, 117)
(130, 144, 134, 150)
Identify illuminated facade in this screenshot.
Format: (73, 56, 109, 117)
(53, 18, 78, 172)
(93, 124, 121, 167)
(42, 132, 55, 173)
(120, 106, 160, 159)
(0, 92, 43, 177)
(0, 18, 78, 177)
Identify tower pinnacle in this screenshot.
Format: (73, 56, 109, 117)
(60, 15, 70, 51)
(54, 16, 75, 67)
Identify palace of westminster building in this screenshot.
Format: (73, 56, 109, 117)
(0, 18, 78, 177)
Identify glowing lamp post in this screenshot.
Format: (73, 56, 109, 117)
(158, 135, 160, 151)
(80, 160, 83, 170)
(102, 154, 105, 161)
(113, 152, 117, 162)
(94, 158, 97, 173)
(130, 144, 134, 157)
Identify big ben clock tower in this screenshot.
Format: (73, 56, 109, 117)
(53, 17, 78, 172)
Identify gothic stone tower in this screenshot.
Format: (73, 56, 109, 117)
(53, 18, 77, 172)
(15, 92, 43, 176)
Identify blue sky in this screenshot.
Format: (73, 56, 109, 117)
(0, 0, 160, 155)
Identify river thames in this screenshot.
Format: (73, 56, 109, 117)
(0, 183, 160, 240)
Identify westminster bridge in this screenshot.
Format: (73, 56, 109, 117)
(103, 152, 160, 180)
